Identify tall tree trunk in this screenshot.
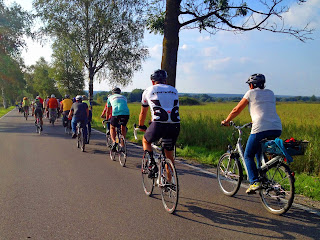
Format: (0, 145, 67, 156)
(88, 70, 94, 109)
(1, 86, 7, 109)
(161, 0, 181, 87)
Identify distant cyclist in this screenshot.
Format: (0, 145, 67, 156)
(138, 69, 180, 177)
(32, 96, 44, 131)
(100, 94, 112, 135)
(68, 95, 89, 139)
(60, 94, 73, 128)
(22, 97, 30, 116)
(107, 87, 130, 151)
(221, 73, 282, 194)
(47, 94, 59, 123)
(82, 95, 92, 138)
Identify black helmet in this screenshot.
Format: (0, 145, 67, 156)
(112, 87, 121, 94)
(246, 73, 265, 89)
(150, 69, 167, 82)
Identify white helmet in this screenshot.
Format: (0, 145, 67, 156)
(51, 94, 55, 98)
(75, 95, 82, 101)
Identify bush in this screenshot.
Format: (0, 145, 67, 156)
(179, 97, 201, 105)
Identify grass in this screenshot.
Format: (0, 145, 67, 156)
(0, 106, 14, 118)
(90, 102, 320, 201)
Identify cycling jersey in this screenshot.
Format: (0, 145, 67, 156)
(82, 100, 92, 111)
(107, 94, 129, 116)
(61, 98, 73, 112)
(47, 98, 59, 109)
(34, 100, 43, 110)
(141, 84, 180, 123)
(22, 99, 30, 107)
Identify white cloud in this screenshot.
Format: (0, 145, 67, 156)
(283, 0, 320, 28)
(201, 47, 219, 57)
(204, 57, 231, 71)
(180, 44, 188, 50)
(148, 44, 162, 59)
(197, 35, 211, 42)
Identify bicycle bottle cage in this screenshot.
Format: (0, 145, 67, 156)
(160, 138, 174, 151)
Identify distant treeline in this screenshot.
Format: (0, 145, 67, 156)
(93, 89, 319, 106)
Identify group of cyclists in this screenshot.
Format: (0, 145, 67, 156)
(19, 69, 281, 195)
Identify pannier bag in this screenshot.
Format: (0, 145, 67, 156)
(283, 138, 309, 156)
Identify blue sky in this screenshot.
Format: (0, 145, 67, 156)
(5, 0, 320, 96)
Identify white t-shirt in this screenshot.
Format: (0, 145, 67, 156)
(243, 88, 282, 134)
(141, 84, 180, 123)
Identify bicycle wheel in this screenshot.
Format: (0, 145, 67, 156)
(161, 158, 179, 214)
(80, 128, 85, 152)
(217, 153, 243, 196)
(259, 162, 295, 215)
(118, 136, 127, 167)
(141, 151, 154, 196)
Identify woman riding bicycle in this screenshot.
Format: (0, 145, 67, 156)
(221, 73, 282, 194)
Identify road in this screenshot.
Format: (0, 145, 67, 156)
(0, 109, 319, 239)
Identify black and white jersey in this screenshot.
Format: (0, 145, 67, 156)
(141, 84, 180, 123)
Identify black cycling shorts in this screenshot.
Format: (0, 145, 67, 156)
(110, 115, 129, 127)
(35, 109, 43, 118)
(144, 122, 180, 149)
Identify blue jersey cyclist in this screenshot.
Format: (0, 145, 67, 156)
(106, 87, 130, 151)
(138, 69, 180, 178)
(68, 95, 89, 139)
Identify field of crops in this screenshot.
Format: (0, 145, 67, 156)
(92, 102, 320, 177)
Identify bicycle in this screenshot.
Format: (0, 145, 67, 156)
(103, 120, 127, 167)
(217, 121, 297, 215)
(49, 109, 57, 126)
(35, 114, 42, 134)
(134, 124, 179, 214)
(76, 122, 86, 152)
(102, 119, 112, 148)
(62, 112, 72, 135)
(23, 107, 29, 120)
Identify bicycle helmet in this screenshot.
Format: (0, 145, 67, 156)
(246, 74, 265, 89)
(150, 69, 167, 82)
(75, 95, 82, 101)
(65, 94, 70, 99)
(82, 95, 88, 100)
(112, 87, 121, 94)
(36, 96, 40, 100)
(51, 94, 55, 98)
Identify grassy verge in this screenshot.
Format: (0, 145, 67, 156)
(0, 106, 14, 118)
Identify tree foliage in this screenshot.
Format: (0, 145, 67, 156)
(34, 0, 148, 103)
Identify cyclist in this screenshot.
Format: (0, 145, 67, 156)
(68, 95, 89, 139)
(100, 94, 112, 135)
(44, 96, 50, 118)
(47, 94, 59, 123)
(22, 97, 30, 116)
(82, 95, 92, 140)
(138, 69, 180, 178)
(60, 94, 73, 128)
(107, 87, 129, 151)
(221, 73, 282, 194)
(32, 96, 44, 131)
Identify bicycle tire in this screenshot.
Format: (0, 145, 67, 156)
(161, 158, 179, 214)
(77, 127, 80, 148)
(80, 128, 85, 152)
(141, 151, 154, 196)
(259, 162, 295, 215)
(118, 136, 127, 167)
(217, 153, 243, 196)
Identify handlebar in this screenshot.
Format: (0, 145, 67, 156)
(102, 119, 110, 128)
(133, 123, 146, 140)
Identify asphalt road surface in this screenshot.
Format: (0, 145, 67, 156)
(0, 109, 319, 239)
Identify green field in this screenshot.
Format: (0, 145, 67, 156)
(0, 106, 14, 118)
(91, 102, 320, 200)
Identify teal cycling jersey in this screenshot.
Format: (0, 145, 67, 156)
(107, 94, 130, 116)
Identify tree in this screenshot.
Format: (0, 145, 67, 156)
(0, 0, 32, 107)
(34, 0, 148, 105)
(51, 39, 85, 96)
(32, 57, 60, 98)
(147, 0, 313, 87)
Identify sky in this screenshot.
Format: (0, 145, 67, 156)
(4, 0, 320, 97)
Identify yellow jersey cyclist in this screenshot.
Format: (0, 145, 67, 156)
(60, 95, 73, 128)
(138, 69, 180, 178)
(22, 97, 30, 115)
(107, 87, 130, 151)
(32, 96, 44, 131)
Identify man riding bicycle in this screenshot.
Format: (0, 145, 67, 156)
(138, 69, 180, 178)
(47, 94, 59, 123)
(68, 95, 89, 139)
(107, 87, 130, 151)
(22, 97, 30, 115)
(82, 95, 92, 138)
(60, 94, 73, 128)
(101, 94, 112, 135)
(221, 73, 282, 194)
(32, 96, 44, 131)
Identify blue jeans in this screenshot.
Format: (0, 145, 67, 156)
(72, 116, 88, 139)
(244, 130, 282, 184)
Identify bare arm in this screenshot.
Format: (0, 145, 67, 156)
(222, 98, 249, 125)
(139, 106, 149, 126)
